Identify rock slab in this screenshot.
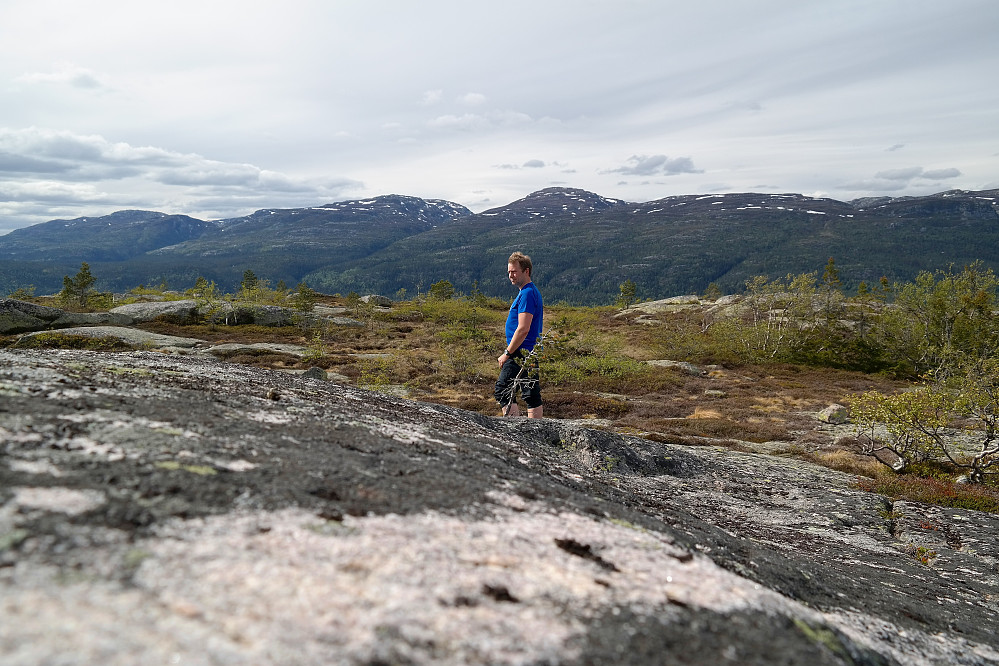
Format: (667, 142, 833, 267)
(2, 349, 999, 665)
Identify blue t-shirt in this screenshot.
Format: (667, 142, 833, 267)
(506, 282, 543, 351)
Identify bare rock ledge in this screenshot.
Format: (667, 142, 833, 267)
(2, 349, 999, 665)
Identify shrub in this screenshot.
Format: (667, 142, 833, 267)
(428, 280, 456, 301)
(873, 262, 999, 377)
(854, 359, 999, 483)
(7, 285, 36, 301)
(58, 262, 111, 311)
(855, 472, 999, 514)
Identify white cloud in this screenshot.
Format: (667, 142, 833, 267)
(420, 89, 443, 105)
(523, 159, 545, 168)
(606, 155, 702, 177)
(460, 92, 486, 106)
(427, 109, 532, 132)
(15, 62, 109, 90)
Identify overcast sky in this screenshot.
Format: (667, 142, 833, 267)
(1, 0, 997, 234)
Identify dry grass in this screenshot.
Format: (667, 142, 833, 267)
(805, 450, 884, 478)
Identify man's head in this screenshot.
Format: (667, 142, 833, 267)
(508, 252, 532, 288)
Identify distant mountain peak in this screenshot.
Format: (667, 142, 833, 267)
(479, 187, 627, 219)
(316, 194, 471, 222)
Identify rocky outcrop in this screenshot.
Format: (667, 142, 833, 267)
(645, 359, 710, 376)
(1, 298, 369, 337)
(3, 349, 999, 665)
(11, 325, 206, 350)
(1, 298, 132, 334)
(360, 294, 393, 307)
(109, 299, 200, 323)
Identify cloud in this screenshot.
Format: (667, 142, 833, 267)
(420, 89, 443, 105)
(875, 167, 924, 181)
(460, 92, 487, 106)
(0, 151, 73, 175)
(886, 144, 906, 152)
(921, 168, 961, 180)
(15, 62, 109, 90)
(523, 159, 545, 168)
(0, 127, 361, 229)
(873, 166, 963, 183)
(0, 180, 108, 204)
(605, 154, 702, 177)
(0, 128, 190, 181)
(428, 110, 532, 131)
(838, 166, 964, 193)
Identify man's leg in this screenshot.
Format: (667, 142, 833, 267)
(523, 371, 543, 419)
(495, 357, 521, 417)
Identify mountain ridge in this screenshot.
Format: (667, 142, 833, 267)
(1, 187, 997, 303)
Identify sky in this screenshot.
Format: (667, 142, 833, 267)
(1, 0, 997, 235)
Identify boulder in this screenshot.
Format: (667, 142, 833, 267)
(300, 366, 328, 380)
(0, 299, 55, 334)
(326, 316, 366, 327)
(312, 305, 348, 316)
(360, 294, 393, 307)
(1, 299, 136, 334)
(817, 403, 850, 424)
(619, 295, 702, 316)
(202, 304, 298, 327)
(645, 359, 707, 376)
(51, 311, 133, 328)
(110, 299, 199, 323)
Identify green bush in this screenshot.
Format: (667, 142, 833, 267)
(428, 279, 456, 300)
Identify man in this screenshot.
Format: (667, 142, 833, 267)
(495, 251, 543, 418)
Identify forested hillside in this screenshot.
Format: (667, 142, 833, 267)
(2, 187, 997, 304)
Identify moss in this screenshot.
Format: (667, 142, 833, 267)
(0, 528, 30, 552)
(13, 333, 134, 351)
(791, 618, 852, 660)
(155, 461, 217, 476)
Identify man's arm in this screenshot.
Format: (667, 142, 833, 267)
(498, 312, 533, 366)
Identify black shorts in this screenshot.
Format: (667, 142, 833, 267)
(494, 354, 543, 409)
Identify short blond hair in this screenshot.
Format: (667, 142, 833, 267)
(508, 251, 532, 276)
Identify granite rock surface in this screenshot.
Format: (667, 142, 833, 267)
(2, 349, 999, 665)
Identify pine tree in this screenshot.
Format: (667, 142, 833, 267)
(60, 262, 98, 309)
